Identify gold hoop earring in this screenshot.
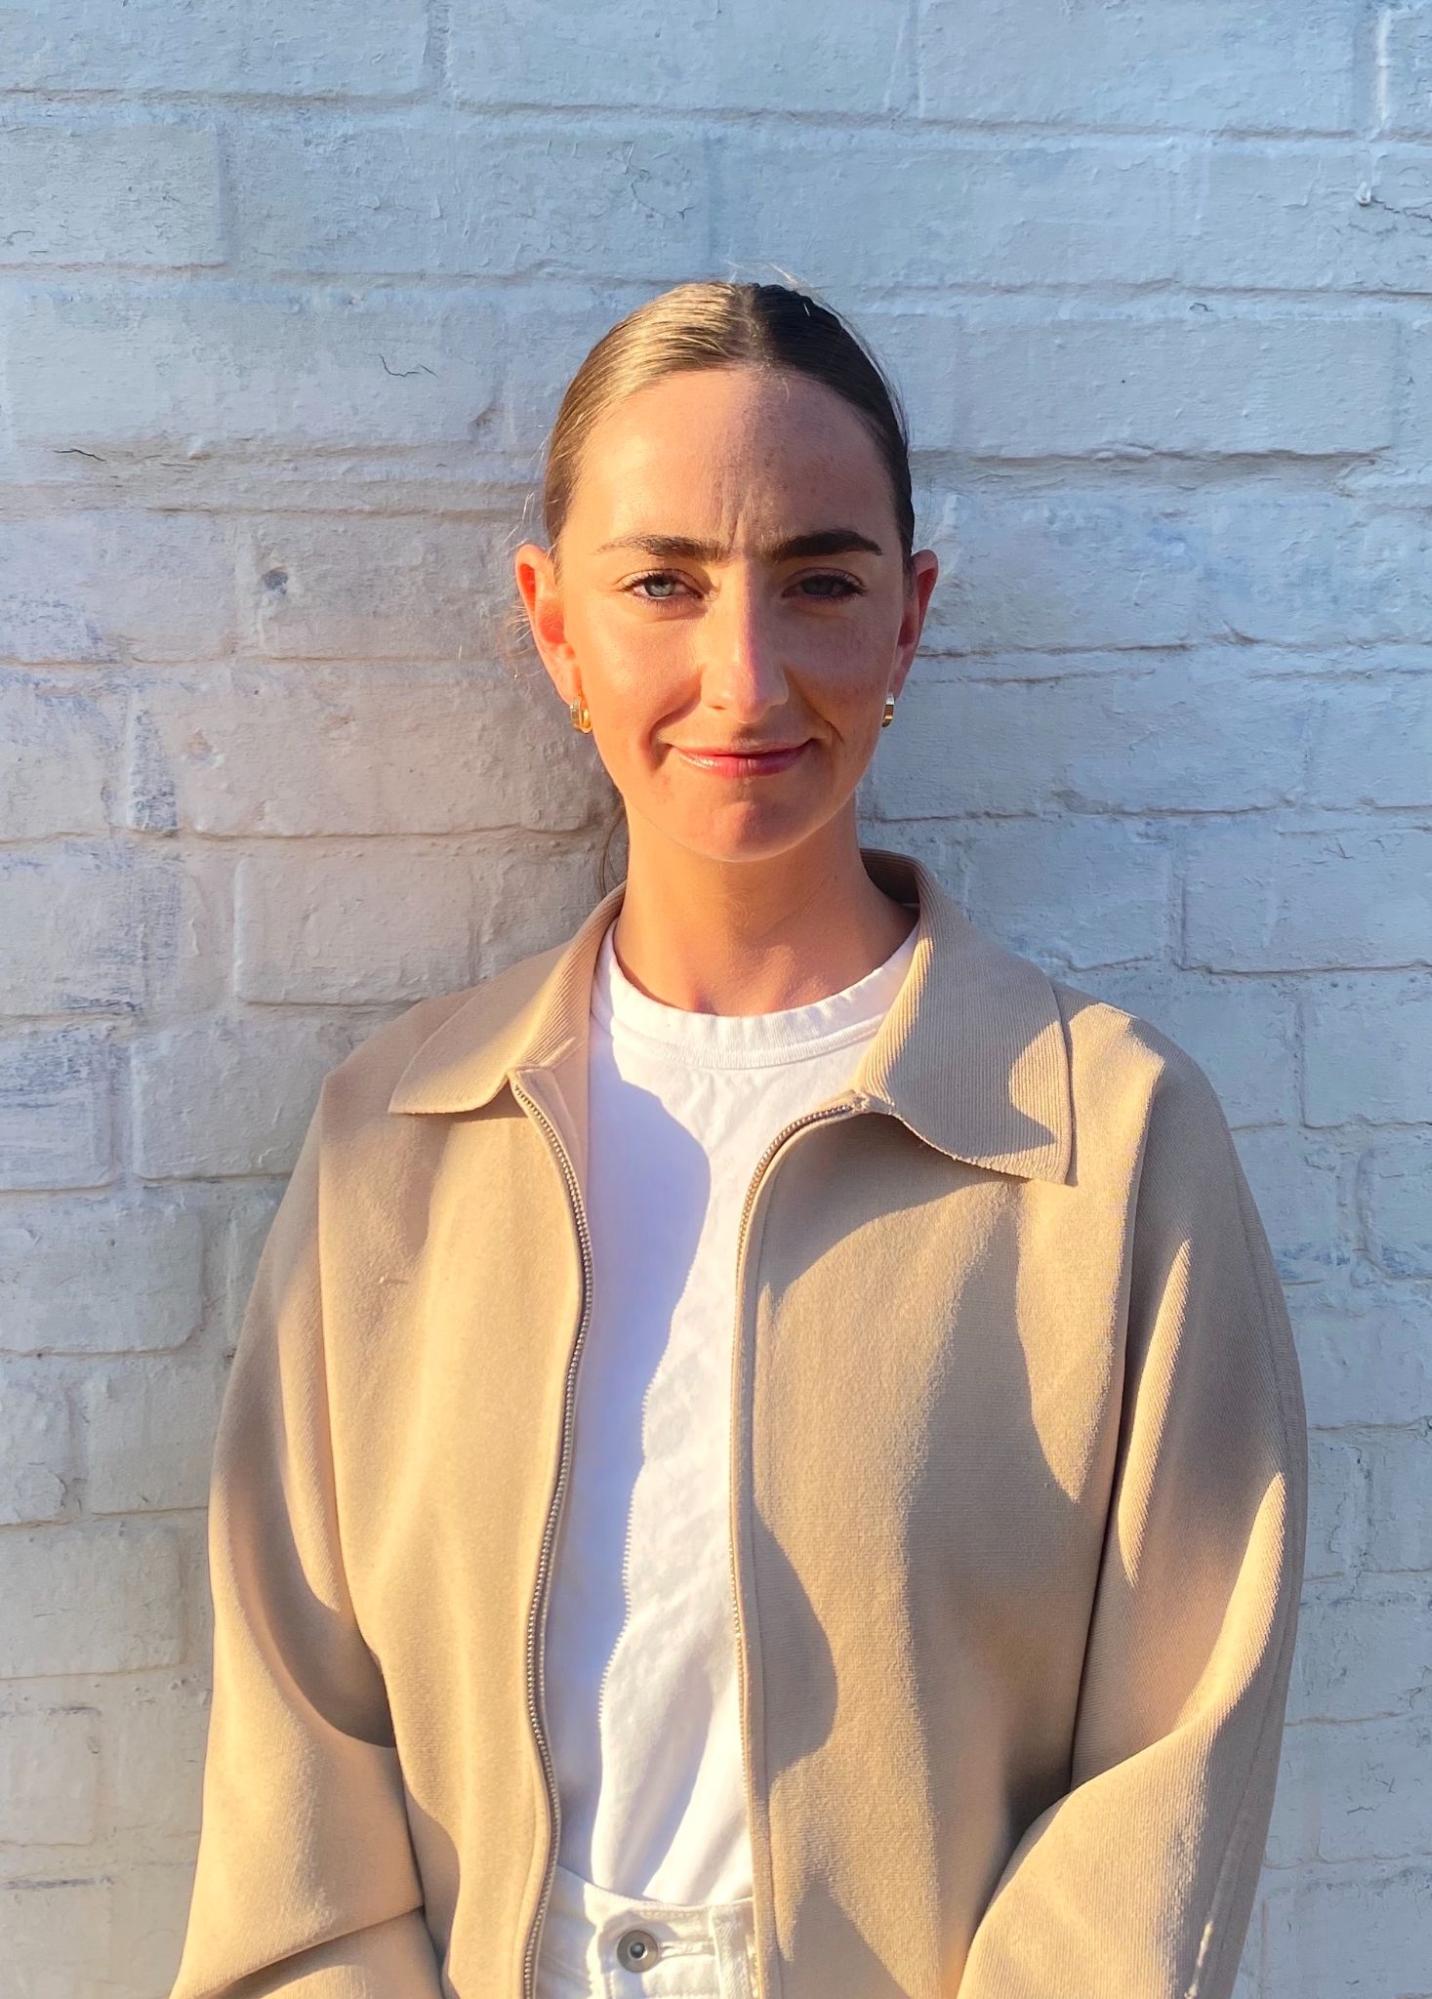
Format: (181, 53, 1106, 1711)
(569, 696, 592, 733)
(881, 692, 896, 728)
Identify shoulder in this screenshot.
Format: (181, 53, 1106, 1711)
(321, 987, 471, 1122)
(1047, 974, 1270, 1303)
(1037, 975, 1291, 1370)
(314, 937, 567, 1131)
(1048, 973, 1240, 1165)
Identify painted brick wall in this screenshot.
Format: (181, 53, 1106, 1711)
(2, 3, 1429, 1991)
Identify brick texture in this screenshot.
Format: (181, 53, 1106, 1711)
(1, 3, 1427, 1990)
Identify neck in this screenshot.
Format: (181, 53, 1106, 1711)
(607, 815, 917, 1017)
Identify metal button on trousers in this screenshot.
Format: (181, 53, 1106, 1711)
(533, 1859, 758, 1998)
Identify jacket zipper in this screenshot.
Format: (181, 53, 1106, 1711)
(512, 1075, 595, 1999)
(514, 1074, 868, 1999)
(726, 1092, 866, 1999)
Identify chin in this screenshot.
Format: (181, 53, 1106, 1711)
(671, 811, 842, 869)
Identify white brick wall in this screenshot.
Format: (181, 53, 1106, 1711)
(1, 3, 1428, 1990)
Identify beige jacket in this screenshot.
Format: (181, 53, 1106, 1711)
(168, 844, 1308, 1999)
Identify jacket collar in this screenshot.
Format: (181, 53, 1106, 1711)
(387, 844, 1072, 1185)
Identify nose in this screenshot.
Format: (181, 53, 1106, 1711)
(698, 569, 790, 715)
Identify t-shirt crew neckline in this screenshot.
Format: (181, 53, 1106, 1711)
(590, 911, 920, 1072)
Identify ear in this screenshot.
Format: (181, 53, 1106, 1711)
(893, 548, 941, 695)
(513, 542, 579, 703)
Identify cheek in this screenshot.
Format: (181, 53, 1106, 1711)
(585, 646, 684, 767)
(573, 620, 675, 711)
(811, 645, 895, 719)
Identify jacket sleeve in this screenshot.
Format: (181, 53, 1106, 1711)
(957, 1047, 1309, 1999)
(168, 1087, 445, 1999)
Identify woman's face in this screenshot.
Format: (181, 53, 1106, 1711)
(515, 363, 939, 866)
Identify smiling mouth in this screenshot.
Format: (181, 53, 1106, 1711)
(673, 741, 813, 776)
(680, 744, 806, 756)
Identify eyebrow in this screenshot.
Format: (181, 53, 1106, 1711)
(592, 527, 885, 563)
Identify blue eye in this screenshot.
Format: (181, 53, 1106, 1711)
(628, 571, 686, 600)
(625, 571, 863, 601)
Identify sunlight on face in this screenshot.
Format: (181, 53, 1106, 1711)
(520, 364, 938, 867)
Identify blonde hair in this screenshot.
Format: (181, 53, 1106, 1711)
(506, 279, 916, 893)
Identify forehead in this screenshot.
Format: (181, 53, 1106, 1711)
(566, 366, 892, 541)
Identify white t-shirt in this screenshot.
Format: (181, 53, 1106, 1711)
(540, 907, 920, 1904)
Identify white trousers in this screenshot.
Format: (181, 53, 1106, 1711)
(533, 1859, 759, 1999)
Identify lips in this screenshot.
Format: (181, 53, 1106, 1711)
(686, 745, 803, 757)
(675, 741, 811, 777)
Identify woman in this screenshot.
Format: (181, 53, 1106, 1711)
(169, 282, 1308, 1999)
